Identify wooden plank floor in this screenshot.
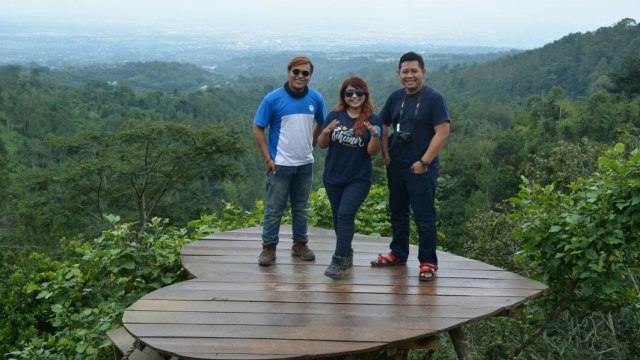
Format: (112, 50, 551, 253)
(123, 225, 547, 359)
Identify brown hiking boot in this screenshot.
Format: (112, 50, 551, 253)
(291, 240, 315, 261)
(258, 243, 277, 266)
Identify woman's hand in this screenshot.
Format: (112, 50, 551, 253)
(323, 119, 340, 135)
(318, 119, 340, 149)
(364, 121, 380, 138)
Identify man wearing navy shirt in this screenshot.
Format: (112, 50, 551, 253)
(372, 52, 451, 281)
(252, 56, 327, 266)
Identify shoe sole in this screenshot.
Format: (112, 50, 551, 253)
(419, 274, 436, 281)
(324, 271, 341, 279)
(291, 252, 315, 261)
(258, 257, 276, 266)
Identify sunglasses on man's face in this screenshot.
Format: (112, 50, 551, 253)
(291, 69, 311, 77)
(344, 89, 367, 98)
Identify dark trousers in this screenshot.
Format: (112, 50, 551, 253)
(386, 163, 439, 264)
(324, 180, 372, 257)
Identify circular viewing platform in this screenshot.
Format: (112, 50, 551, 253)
(122, 225, 547, 359)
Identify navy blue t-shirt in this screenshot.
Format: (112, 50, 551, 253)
(379, 86, 450, 168)
(322, 111, 382, 185)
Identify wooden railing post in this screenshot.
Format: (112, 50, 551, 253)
(448, 327, 472, 360)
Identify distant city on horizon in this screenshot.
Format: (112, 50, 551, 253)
(1, 17, 633, 67)
(0, 19, 554, 67)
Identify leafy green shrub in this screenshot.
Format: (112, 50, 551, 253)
(195, 185, 393, 238)
(522, 138, 602, 189)
(307, 187, 333, 230)
(508, 143, 640, 358)
(188, 200, 264, 238)
(8, 216, 192, 360)
(353, 184, 393, 237)
(462, 203, 527, 274)
(511, 144, 639, 314)
(0, 251, 59, 356)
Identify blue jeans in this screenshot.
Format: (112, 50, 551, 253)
(262, 163, 313, 245)
(324, 180, 372, 257)
(386, 162, 439, 264)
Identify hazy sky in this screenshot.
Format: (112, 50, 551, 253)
(2, 0, 639, 48)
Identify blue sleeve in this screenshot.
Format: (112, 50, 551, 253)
(315, 95, 327, 125)
(369, 114, 383, 139)
(253, 97, 272, 128)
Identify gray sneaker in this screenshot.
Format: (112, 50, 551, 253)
(291, 240, 315, 261)
(258, 243, 277, 266)
(324, 255, 350, 279)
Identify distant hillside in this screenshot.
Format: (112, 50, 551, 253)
(33, 50, 511, 94)
(49, 61, 225, 92)
(430, 18, 640, 102)
(209, 50, 513, 78)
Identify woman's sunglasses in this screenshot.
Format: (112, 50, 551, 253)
(345, 89, 367, 98)
(292, 69, 311, 77)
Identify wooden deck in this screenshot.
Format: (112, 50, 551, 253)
(123, 225, 547, 359)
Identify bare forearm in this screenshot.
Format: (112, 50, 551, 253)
(367, 136, 381, 156)
(381, 124, 391, 165)
(317, 128, 331, 148)
(312, 123, 322, 147)
(252, 125, 271, 161)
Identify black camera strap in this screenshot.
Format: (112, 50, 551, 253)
(395, 86, 424, 132)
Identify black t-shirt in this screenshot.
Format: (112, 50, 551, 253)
(379, 86, 450, 167)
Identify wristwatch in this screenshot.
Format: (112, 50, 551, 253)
(420, 159, 430, 169)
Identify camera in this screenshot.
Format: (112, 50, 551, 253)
(395, 131, 412, 144)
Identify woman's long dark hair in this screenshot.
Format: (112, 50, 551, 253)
(333, 76, 374, 137)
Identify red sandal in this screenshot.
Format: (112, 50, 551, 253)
(419, 262, 438, 281)
(370, 252, 406, 267)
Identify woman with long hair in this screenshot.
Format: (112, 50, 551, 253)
(317, 76, 382, 278)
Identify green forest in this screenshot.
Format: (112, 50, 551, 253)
(1, 18, 639, 359)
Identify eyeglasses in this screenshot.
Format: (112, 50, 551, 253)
(291, 69, 311, 77)
(344, 89, 367, 98)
